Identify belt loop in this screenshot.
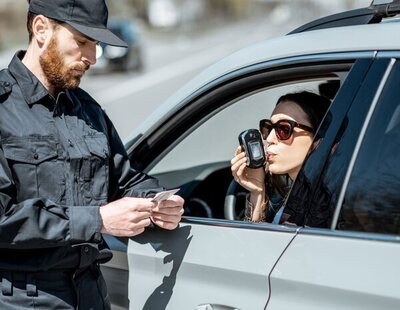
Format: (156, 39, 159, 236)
(1, 273, 12, 296)
(26, 273, 37, 297)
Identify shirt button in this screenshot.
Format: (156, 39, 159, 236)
(33, 153, 39, 160)
(3, 81, 10, 87)
(84, 246, 89, 253)
(68, 139, 74, 147)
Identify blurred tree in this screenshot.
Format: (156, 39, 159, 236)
(205, 0, 252, 19)
(107, 0, 137, 18)
(125, 0, 253, 24)
(0, 1, 28, 50)
(128, 0, 147, 19)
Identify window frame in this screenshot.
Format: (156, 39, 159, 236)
(331, 57, 400, 238)
(127, 52, 377, 231)
(129, 52, 372, 172)
(292, 55, 400, 242)
(283, 58, 382, 228)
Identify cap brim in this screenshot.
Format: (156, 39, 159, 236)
(66, 21, 128, 48)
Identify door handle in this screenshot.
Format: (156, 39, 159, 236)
(195, 304, 240, 310)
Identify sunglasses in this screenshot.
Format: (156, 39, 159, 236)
(259, 119, 314, 141)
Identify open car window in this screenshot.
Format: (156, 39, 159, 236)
(148, 75, 344, 220)
(150, 81, 327, 174)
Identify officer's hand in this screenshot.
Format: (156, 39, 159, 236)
(151, 195, 185, 230)
(99, 197, 155, 237)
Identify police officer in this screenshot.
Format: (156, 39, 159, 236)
(0, 0, 184, 309)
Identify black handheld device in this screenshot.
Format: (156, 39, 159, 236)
(238, 129, 266, 168)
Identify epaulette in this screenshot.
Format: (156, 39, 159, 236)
(0, 69, 15, 98)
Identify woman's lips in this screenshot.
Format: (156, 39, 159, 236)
(267, 152, 276, 161)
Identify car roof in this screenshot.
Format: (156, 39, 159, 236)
(124, 20, 400, 145)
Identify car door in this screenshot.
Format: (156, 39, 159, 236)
(120, 54, 375, 310)
(267, 56, 400, 309)
(129, 221, 298, 310)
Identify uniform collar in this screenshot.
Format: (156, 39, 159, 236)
(8, 50, 75, 109)
(8, 50, 49, 105)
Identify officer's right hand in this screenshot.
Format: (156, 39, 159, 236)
(99, 197, 156, 237)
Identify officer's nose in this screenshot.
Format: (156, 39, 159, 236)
(82, 43, 97, 66)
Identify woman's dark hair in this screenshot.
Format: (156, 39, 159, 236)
(276, 91, 331, 132)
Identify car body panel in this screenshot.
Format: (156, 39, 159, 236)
(117, 56, 371, 309)
(268, 232, 400, 310)
(267, 56, 400, 309)
(127, 220, 298, 309)
(101, 8, 400, 310)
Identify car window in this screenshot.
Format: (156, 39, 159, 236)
(282, 58, 388, 228)
(148, 77, 342, 220)
(336, 61, 400, 235)
(150, 80, 327, 175)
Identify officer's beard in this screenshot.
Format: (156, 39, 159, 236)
(39, 36, 89, 92)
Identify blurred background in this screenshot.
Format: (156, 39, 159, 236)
(0, 0, 370, 139)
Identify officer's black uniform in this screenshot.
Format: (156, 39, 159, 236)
(0, 51, 163, 309)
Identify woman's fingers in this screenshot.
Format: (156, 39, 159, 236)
(235, 146, 243, 156)
(231, 149, 245, 164)
(231, 157, 247, 177)
(236, 160, 247, 178)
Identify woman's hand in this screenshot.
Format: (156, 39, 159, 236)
(231, 146, 266, 194)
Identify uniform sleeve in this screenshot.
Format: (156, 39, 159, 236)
(104, 112, 164, 201)
(0, 144, 101, 249)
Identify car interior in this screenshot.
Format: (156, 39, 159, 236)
(144, 71, 346, 222)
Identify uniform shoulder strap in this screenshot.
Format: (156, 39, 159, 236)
(0, 69, 15, 98)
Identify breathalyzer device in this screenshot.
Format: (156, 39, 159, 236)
(238, 129, 266, 169)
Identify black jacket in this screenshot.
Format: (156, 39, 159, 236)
(0, 51, 163, 272)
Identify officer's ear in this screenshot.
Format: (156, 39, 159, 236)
(31, 15, 53, 47)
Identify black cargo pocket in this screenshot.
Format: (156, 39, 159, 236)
(2, 136, 66, 203)
(83, 133, 109, 201)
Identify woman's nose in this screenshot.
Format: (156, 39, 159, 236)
(266, 128, 277, 144)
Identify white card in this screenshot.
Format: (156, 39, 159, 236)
(151, 188, 180, 203)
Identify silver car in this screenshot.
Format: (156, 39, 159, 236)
(103, 1, 400, 309)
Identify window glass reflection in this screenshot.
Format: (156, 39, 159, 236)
(338, 67, 400, 235)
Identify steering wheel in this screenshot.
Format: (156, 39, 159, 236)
(224, 179, 249, 220)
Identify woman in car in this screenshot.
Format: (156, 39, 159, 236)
(231, 91, 330, 222)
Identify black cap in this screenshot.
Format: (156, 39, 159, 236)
(29, 0, 128, 47)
